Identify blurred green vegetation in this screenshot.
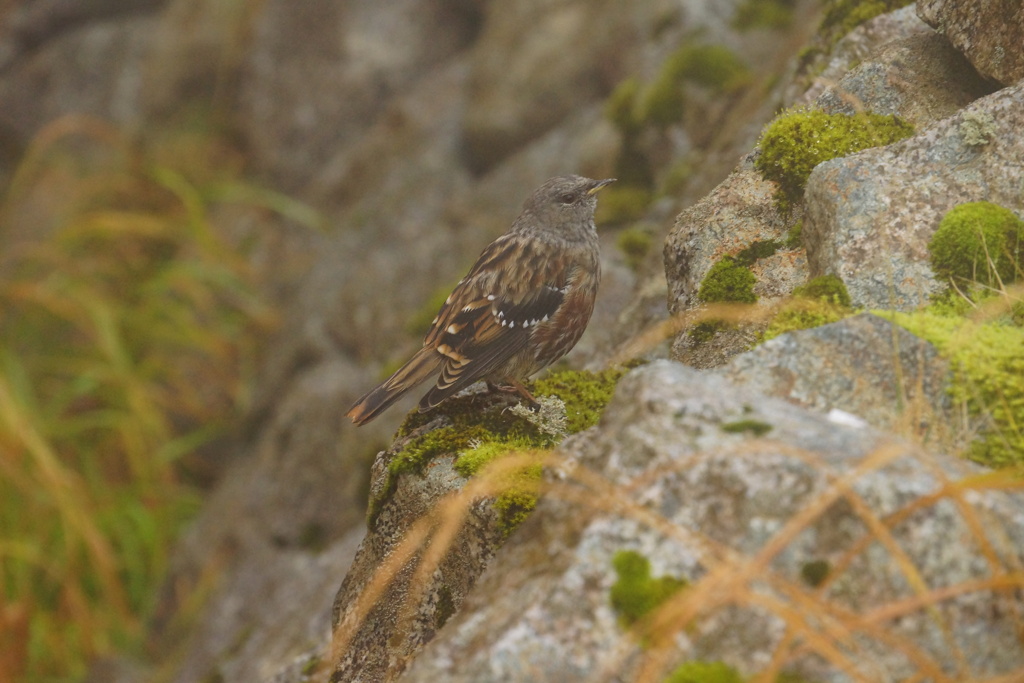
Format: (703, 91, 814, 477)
(0, 116, 308, 681)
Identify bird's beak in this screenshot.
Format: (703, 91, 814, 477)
(587, 178, 617, 195)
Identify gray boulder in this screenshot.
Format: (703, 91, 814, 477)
(717, 313, 959, 447)
(396, 362, 1024, 682)
(814, 30, 994, 127)
(804, 82, 1024, 310)
(790, 6, 932, 107)
(918, 0, 1024, 86)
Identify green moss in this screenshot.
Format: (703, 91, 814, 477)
(928, 201, 1024, 289)
(785, 222, 803, 249)
(640, 71, 688, 129)
(801, 559, 831, 587)
(301, 656, 321, 676)
(822, 0, 912, 41)
(763, 301, 849, 341)
(434, 586, 456, 629)
(454, 438, 536, 477)
(755, 109, 914, 209)
(617, 227, 655, 272)
(605, 77, 643, 134)
(533, 367, 628, 434)
(733, 0, 795, 31)
(664, 661, 744, 683)
(763, 275, 853, 341)
(665, 44, 752, 93)
(881, 310, 1024, 468)
(638, 44, 751, 129)
(493, 487, 540, 536)
(793, 274, 852, 307)
(370, 368, 628, 530)
(391, 424, 494, 476)
(736, 239, 782, 266)
(689, 319, 728, 343)
(595, 185, 654, 225)
(721, 419, 773, 436)
(367, 421, 495, 525)
(698, 256, 757, 304)
(610, 550, 687, 626)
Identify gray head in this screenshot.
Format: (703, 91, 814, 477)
(511, 175, 616, 240)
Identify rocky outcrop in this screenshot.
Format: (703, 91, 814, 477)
(917, 0, 1024, 85)
(804, 82, 1024, 310)
(663, 154, 806, 367)
(814, 30, 993, 126)
(716, 313, 959, 446)
(395, 361, 1024, 682)
(7, 0, 1022, 681)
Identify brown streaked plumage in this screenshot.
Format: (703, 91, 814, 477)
(346, 175, 614, 426)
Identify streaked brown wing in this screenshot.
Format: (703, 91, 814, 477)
(418, 234, 569, 409)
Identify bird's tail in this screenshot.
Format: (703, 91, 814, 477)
(346, 347, 443, 426)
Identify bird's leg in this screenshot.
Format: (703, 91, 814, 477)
(485, 378, 539, 409)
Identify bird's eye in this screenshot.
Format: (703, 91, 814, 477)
(558, 192, 576, 205)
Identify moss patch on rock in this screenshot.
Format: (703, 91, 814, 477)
(928, 201, 1024, 290)
(664, 661, 744, 683)
(369, 368, 629, 529)
(882, 309, 1024, 468)
(698, 256, 758, 304)
(763, 274, 854, 341)
(821, 0, 914, 44)
(755, 109, 914, 209)
(794, 274, 852, 307)
(609, 550, 687, 626)
(736, 239, 782, 266)
(785, 222, 803, 249)
(532, 367, 628, 434)
(721, 418, 773, 436)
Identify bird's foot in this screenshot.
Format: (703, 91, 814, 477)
(485, 379, 539, 410)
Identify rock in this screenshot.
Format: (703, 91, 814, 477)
(159, 529, 363, 683)
(398, 362, 1024, 682)
(717, 313, 959, 446)
(0, 0, 164, 72)
(803, 82, 1024, 310)
(917, 0, 1024, 86)
(789, 6, 933, 107)
(815, 31, 994, 128)
(663, 154, 806, 367)
(147, 356, 379, 682)
(329, 398, 513, 683)
(0, 16, 156, 141)
(462, 0, 651, 173)
(238, 0, 483, 191)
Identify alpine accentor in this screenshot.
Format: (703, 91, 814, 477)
(347, 175, 614, 425)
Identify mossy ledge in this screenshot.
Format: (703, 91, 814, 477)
(366, 367, 629, 529)
(880, 309, 1024, 469)
(762, 274, 854, 341)
(755, 109, 914, 210)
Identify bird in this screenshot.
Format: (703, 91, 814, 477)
(346, 175, 615, 426)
